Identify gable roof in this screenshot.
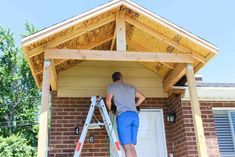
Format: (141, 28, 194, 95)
(21, 0, 219, 90)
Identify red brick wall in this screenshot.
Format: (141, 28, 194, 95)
(181, 100, 228, 157)
(48, 93, 109, 157)
(48, 92, 232, 157)
(48, 93, 172, 157)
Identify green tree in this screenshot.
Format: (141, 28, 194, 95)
(0, 23, 40, 153)
(0, 135, 36, 157)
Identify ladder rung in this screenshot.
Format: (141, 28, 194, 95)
(88, 122, 105, 129)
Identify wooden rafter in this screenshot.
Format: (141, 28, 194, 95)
(27, 14, 116, 58)
(125, 16, 206, 63)
(44, 49, 193, 63)
(163, 63, 186, 92)
(22, 47, 40, 88)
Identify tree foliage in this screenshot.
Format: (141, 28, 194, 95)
(0, 22, 40, 155)
(0, 135, 36, 157)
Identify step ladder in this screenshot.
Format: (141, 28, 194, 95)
(73, 96, 124, 157)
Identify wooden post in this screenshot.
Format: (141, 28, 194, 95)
(116, 11, 126, 51)
(186, 64, 208, 157)
(37, 59, 51, 157)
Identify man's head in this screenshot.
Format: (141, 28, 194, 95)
(112, 72, 123, 82)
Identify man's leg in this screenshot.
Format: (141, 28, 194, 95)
(130, 112, 139, 157)
(131, 144, 137, 157)
(123, 144, 135, 157)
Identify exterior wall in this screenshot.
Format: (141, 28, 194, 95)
(57, 61, 168, 98)
(48, 93, 109, 157)
(48, 92, 171, 157)
(48, 92, 234, 157)
(179, 100, 235, 157)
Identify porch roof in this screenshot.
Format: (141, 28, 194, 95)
(21, 0, 219, 92)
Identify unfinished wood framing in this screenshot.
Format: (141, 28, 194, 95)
(163, 64, 186, 92)
(116, 11, 126, 51)
(125, 16, 206, 63)
(37, 59, 51, 157)
(127, 39, 174, 69)
(50, 59, 57, 91)
(110, 27, 117, 50)
(21, 0, 218, 89)
(28, 14, 116, 58)
(45, 49, 194, 63)
(186, 63, 208, 157)
(22, 47, 40, 87)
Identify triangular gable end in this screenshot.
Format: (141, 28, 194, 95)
(21, 0, 219, 91)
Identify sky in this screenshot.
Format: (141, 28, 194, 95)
(0, 0, 234, 83)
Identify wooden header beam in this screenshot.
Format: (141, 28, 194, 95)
(44, 49, 194, 63)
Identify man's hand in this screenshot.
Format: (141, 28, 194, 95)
(136, 91, 145, 107)
(105, 93, 113, 112)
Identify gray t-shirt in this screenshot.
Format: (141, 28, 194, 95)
(107, 82, 137, 115)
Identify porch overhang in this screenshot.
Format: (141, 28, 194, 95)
(21, 0, 219, 157)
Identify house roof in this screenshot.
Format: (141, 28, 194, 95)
(21, 0, 219, 91)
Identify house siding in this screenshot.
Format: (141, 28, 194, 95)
(48, 92, 234, 157)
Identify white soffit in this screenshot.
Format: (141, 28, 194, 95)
(174, 86, 235, 101)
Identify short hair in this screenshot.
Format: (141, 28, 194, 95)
(112, 72, 122, 82)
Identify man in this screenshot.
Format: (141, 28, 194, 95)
(106, 72, 145, 157)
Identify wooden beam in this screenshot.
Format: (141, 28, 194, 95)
(51, 34, 113, 66)
(163, 64, 186, 92)
(127, 39, 174, 69)
(44, 49, 194, 63)
(35, 35, 114, 76)
(125, 16, 206, 63)
(22, 47, 40, 88)
(37, 59, 51, 157)
(28, 14, 115, 58)
(186, 64, 208, 157)
(50, 59, 57, 91)
(116, 11, 126, 51)
(110, 27, 116, 50)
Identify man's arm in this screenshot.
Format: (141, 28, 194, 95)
(105, 93, 113, 111)
(135, 91, 145, 106)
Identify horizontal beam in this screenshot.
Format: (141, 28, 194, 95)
(44, 49, 194, 63)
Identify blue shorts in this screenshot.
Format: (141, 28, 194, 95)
(116, 111, 139, 145)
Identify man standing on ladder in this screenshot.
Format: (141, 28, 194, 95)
(106, 72, 145, 157)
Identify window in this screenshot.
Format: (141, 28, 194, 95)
(213, 110, 235, 157)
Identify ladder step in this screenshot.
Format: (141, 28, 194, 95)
(73, 96, 124, 157)
(88, 122, 105, 129)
